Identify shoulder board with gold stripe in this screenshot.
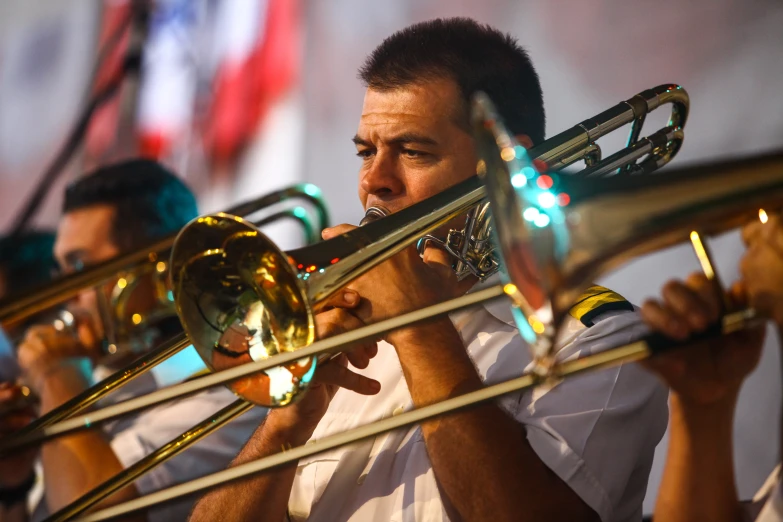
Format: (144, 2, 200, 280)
(568, 285, 634, 327)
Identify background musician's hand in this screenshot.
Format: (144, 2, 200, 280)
(640, 273, 765, 407)
(0, 382, 38, 488)
(740, 213, 783, 326)
(321, 224, 461, 346)
(16, 312, 99, 393)
(266, 292, 380, 443)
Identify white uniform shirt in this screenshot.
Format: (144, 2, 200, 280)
(753, 465, 783, 522)
(32, 345, 267, 522)
(288, 275, 669, 522)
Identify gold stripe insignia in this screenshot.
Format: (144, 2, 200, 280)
(568, 285, 634, 327)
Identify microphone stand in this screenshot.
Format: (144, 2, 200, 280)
(9, 0, 151, 235)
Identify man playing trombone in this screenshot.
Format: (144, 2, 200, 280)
(0, 161, 264, 521)
(641, 214, 783, 522)
(190, 18, 668, 522)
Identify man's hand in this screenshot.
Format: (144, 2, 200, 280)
(16, 314, 98, 393)
(0, 383, 38, 489)
(267, 290, 380, 444)
(741, 213, 783, 325)
(640, 273, 765, 407)
(321, 224, 462, 345)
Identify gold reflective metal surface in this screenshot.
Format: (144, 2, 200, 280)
(2, 185, 328, 440)
(174, 215, 315, 406)
(46, 399, 254, 522)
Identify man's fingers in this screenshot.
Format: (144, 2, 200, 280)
(684, 272, 722, 322)
(421, 247, 459, 287)
(661, 280, 712, 331)
(322, 223, 357, 241)
(641, 299, 689, 340)
(24, 325, 55, 343)
(315, 289, 361, 313)
(742, 220, 763, 247)
(23, 323, 86, 357)
(2, 410, 35, 431)
(345, 346, 369, 369)
(729, 280, 748, 309)
(345, 342, 379, 370)
(315, 363, 381, 395)
(316, 308, 365, 339)
(0, 386, 17, 401)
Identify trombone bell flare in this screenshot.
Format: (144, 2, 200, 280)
(172, 214, 316, 407)
(171, 177, 488, 408)
(474, 91, 783, 335)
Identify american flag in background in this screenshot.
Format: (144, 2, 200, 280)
(83, 0, 134, 167)
(203, 0, 299, 176)
(85, 0, 301, 192)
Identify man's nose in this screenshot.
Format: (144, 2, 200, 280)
(360, 153, 405, 200)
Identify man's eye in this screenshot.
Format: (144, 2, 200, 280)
(402, 149, 427, 158)
(356, 149, 374, 159)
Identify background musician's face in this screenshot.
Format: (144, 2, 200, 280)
(355, 78, 478, 214)
(54, 204, 120, 340)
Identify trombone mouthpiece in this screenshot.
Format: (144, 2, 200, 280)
(360, 206, 390, 226)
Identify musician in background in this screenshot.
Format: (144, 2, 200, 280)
(0, 231, 56, 522)
(640, 214, 783, 522)
(191, 18, 668, 522)
(0, 231, 58, 381)
(0, 160, 265, 522)
(0, 231, 57, 300)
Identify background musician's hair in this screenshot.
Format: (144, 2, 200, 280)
(358, 17, 546, 145)
(0, 230, 57, 298)
(63, 159, 199, 252)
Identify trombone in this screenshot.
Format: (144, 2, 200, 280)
(0, 84, 688, 520)
(74, 101, 783, 522)
(0, 184, 329, 433)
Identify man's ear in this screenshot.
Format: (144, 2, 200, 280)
(515, 134, 534, 149)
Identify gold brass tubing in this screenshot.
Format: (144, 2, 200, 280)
(46, 399, 254, 522)
(0, 286, 507, 453)
(0, 236, 174, 327)
(10, 332, 189, 438)
(75, 308, 759, 521)
(689, 230, 733, 313)
(77, 339, 654, 522)
(0, 184, 330, 328)
(689, 231, 716, 280)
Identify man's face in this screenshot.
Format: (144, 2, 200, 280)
(54, 204, 120, 339)
(355, 78, 478, 215)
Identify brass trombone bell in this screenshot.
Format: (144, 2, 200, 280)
(0, 184, 330, 329)
(0, 184, 329, 441)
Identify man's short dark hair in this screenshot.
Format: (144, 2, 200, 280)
(359, 17, 546, 145)
(63, 159, 198, 252)
(0, 230, 57, 297)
